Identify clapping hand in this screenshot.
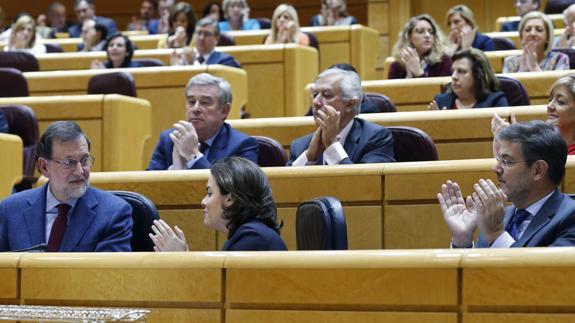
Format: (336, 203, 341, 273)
(437, 180, 478, 247)
(400, 46, 424, 77)
(150, 219, 189, 252)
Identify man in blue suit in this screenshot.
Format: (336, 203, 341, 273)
(0, 121, 132, 252)
(288, 68, 395, 166)
(438, 120, 575, 248)
(68, 0, 117, 38)
(171, 17, 241, 68)
(147, 73, 258, 170)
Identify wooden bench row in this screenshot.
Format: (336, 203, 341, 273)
(0, 134, 22, 199)
(2, 247, 575, 322)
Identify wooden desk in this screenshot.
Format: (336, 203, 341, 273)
(0, 95, 150, 171)
(485, 29, 565, 49)
(494, 13, 564, 31)
(0, 134, 22, 200)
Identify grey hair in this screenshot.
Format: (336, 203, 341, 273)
(186, 73, 232, 107)
(563, 4, 575, 23)
(196, 16, 220, 37)
(317, 68, 363, 115)
(37, 121, 91, 160)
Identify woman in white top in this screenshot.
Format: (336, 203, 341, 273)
(5, 15, 46, 55)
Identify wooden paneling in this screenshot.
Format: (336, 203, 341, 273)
(0, 134, 22, 200)
(227, 310, 457, 323)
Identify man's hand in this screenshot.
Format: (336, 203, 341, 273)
(315, 105, 341, 148)
(306, 127, 324, 162)
(149, 219, 189, 252)
(472, 179, 507, 245)
(169, 120, 200, 161)
(437, 180, 478, 247)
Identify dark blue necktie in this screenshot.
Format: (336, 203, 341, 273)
(200, 141, 208, 154)
(198, 56, 205, 64)
(505, 209, 531, 241)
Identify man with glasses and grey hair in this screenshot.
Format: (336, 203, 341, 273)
(147, 73, 258, 170)
(439, 120, 575, 248)
(0, 121, 133, 252)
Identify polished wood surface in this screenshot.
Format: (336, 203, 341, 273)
(0, 95, 150, 172)
(0, 134, 22, 200)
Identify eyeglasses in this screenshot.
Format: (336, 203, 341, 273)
(196, 30, 215, 38)
(50, 155, 95, 170)
(494, 156, 531, 168)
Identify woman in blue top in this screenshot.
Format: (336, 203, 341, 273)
(150, 157, 287, 251)
(445, 5, 494, 55)
(218, 0, 260, 32)
(91, 34, 141, 69)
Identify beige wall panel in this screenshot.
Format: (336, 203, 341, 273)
(0, 268, 19, 300)
(384, 204, 451, 249)
(318, 43, 351, 73)
(227, 309, 457, 323)
(464, 313, 575, 323)
(369, 2, 389, 34)
(147, 308, 221, 323)
(0, 135, 23, 200)
(436, 141, 494, 161)
(226, 268, 458, 306)
(160, 210, 217, 252)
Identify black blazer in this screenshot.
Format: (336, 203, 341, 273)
(433, 91, 509, 110)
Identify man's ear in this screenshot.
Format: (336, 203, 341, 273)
(346, 99, 358, 113)
(220, 102, 231, 119)
(533, 159, 549, 181)
(37, 157, 49, 177)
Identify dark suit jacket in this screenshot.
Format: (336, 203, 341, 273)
(222, 219, 287, 251)
(207, 51, 242, 69)
(147, 122, 259, 170)
(500, 20, 520, 32)
(287, 118, 395, 165)
(68, 16, 118, 38)
(0, 112, 7, 133)
(0, 184, 133, 252)
(434, 91, 509, 109)
(472, 31, 495, 52)
(387, 54, 452, 79)
(477, 189, 575, 247)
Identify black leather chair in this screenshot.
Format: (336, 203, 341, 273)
(296, 196, 348, 250)
(493, 37, 516, 51)
(0, 68, 29, 97)
(364, 92, 397, 113)
(110, 191, 160, 252)
(256, 18, 271, 29)
(552, 48, 575, 69)
(217, 33, 236, 46)
(254, 136, 288, 167)
(304, 32, 320, 52)
(0, 52, 39, 72)
(545, 0, 572, 13)
(388, 126, 438, 162)
(497, 75, 530, 106)
(44, 43, 64, 53)
(87, 72, 137, 97)
(133, 58, 165, 67)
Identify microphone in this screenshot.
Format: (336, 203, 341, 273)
(9, 243, 48, 253)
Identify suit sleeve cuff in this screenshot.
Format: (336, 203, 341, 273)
(185, 152, 204, 169)
(292, 150, 310, 166)
(489, 231, 515, 248)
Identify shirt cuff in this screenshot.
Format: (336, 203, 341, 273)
(490, 231, 515, 248)
(450, 239, 474, 248)
(324, 142, 348, 165)
(185, 152, 204, 169)
(291, 150, 310, 166)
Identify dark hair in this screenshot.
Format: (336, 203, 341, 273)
(196, 16, 220, 37)
(37, 121, 91, 160)
(169, 1, 196, 44)
(144, 0, 158, 11)
(75, 0, 93, 7)
(210, 157, 282, 238)
(94, 23, 107, 41)
(496, 120, 567, 185)
(328, 63, 358, 73)
(202, 1, 224, 22)
(450, 48, 499, 101)
(104, 33, 135, 67)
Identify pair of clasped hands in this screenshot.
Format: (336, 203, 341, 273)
(170, 120, 201, 170)
(306, 104, 341, 163)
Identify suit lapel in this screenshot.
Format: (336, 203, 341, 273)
(207, 124, 229, 161)
(342, 119, 361, 161)
(206, 52, 219, 65)
(59, 188, 98, 251)
(513, 189, 560, 247)
(23, 185, 49, 246)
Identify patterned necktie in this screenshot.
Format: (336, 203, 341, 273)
(47, 203, 71, 252)
(505, 209, 531, 241)
(200, 141, 208, 153)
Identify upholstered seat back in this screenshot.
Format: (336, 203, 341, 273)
(254, 135, 288, 167)
(0, 52, 39, 72)
(0, 67, 29, 98)
(87, 72, 137, 97)
(0, 105, 39, 177)
(388, 126, 438, 162)
(296, 196, 348, 250)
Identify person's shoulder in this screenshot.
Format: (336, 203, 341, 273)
(86, 187, 129, 208)
(357, 118, 391, 135)
(1, 185, 44, 205)
(231, 220, 286, 251)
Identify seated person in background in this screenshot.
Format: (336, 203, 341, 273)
(91, 33, 141, 68)
(170, 17, 241, 68)
(553, 4, 575, 48)
(147, 73, 258, 170)
(47, 2, 72, 36)
(157, 1, 196, 48)
(77, 19, 107, 51)
(446, 5, 494, 55)
(0, 111, 7, 133)
(289, 68, 395, 166)
(150, 156, 287, 251)
(68, 0, 117, 38)
(156, 0, 175, 34)
(264, 4, 310, 46)
(202, 1, 225, 22)
(4, 14, 47, 55)
(219, 0, 260, 32)
(388, 14, 452, 79)
(127, 0, 160, 34)
(438, 120, 575, 248)
(504, 11, 569, 73)
(0, 6, 6, 33)
(429, 48, 509, 110)
(0, 121, 133, 252)
(500, 0, 540, 32)
(311, 0, 357, 26)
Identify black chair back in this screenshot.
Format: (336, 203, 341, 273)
(493, 37, 516, 51)
(133, 58, 165, 67)
(497, 75, 530, 106)
(0, 52, 39, 72)
(296, 196, 347, 250)
(88, 72, 137, 97)
(364, 92, 396, 113)
(256, 18, 271, 29)
(0, 68, 29, 98)
(218, 33, 236, 46)
(0, 105, 39, 178)
(552, 48, 575, 69)
(254, 136, 288, 167)
(110, 191, 160, 252)
(44, 43, 64, 53)
(388, 126, 438, 162)
(304, 32, 320, 52)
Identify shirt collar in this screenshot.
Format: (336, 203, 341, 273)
(337, 118, 355, 145)
(45, 184, 78, 212)
(194, 47, 215, 63)
(523, 190, 555, 217)
(202, 124, 224, 147)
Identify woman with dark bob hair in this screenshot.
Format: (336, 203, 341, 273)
(91, 33, 141, 69)
(157, 1, 197, 48)
(429, 48, 509, 110)
(150, 157, 287, 251)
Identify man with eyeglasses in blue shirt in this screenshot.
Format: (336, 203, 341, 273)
(0, 121, 133, 252)
(438, 120, 575, 248)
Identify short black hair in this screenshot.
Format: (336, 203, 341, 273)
(37, 121, 91, 160)
(94, 23, 107, 41)
(104, 33, 135, 66)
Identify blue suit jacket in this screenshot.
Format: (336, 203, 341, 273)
(0, 184, 133, 252)
(287, 118, 395, 165)
(500, 20, 520, 32)
(477, 189, 575, 247)
(434, 91, 509, 110)
(222, 219, 287, 251)
(68, 16, 118, 38)
(472, 31, 495, 52)
(147, 122, 259, 170)
(207, 51, 242, 69)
